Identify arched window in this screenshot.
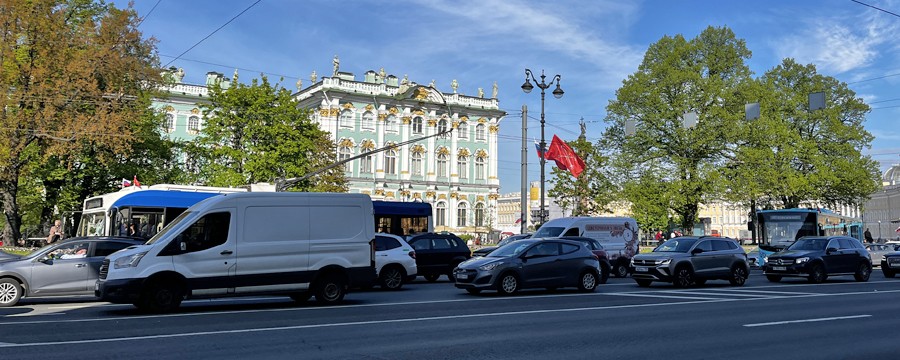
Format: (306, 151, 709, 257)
(386, 115, 398, 133)
(340, 110, 354, 128)
(339, 146, 353, 172)
(188, 116, 200, 133)
(457, 203, 468, 227)
(437, 152, 448, 178)
(475, 156, 486, 179)
(412, 117, 423, 134)
(411, 151, 423, 176)
(438, 119, 449, 138)
(475, 203, 485, 227)
(457, 155, 468, 179)
(165, 113, 175, 133)
(435, 202, 447, 227)
(361, 112, 375, 130)
(458, 122, 468, 139)
(385, 148, 397, 175)
(476, 124, 486, 140)
(360, 151, 373, 174)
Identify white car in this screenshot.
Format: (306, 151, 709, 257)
(374, 233, 418, 290)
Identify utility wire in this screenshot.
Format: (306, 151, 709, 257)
(850, 0, 900, 18)
(136, 0, 162, 27)
(164, 0, 263, 68)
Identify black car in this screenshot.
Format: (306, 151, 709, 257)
(407, 233, 471, 282)
(764, 236, 871, 284)
(881, 250, 900, 278)
(472, 233, 532, 257)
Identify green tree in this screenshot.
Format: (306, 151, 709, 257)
(548, 137, 615, 216)
(602, 26, 754, 231)
(191, 75, 346, 192)
(0, 0, 160, 243)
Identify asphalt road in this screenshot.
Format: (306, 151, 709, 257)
(1, 270, 898, 360)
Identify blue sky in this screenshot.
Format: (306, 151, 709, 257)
(129, 0, 900, 193)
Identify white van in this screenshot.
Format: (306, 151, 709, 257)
(533, 217, 640, 278)
(96, 192, 376, 312)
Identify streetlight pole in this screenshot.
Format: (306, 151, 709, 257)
(521, 69, 564, 226)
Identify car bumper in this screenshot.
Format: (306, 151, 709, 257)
(630, 265, 673, 282)
(882, 259, 900, 270)
(453, 268, 495, 289)
(763, 263, 812, 277)
(96, 278, 144, 303)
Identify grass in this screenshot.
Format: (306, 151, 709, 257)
(0, 247, 33, 256)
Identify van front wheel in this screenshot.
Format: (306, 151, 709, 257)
(314, 275, 346, 305)
(138, 281, 183, 313)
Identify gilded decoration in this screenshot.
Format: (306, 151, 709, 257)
(489, 125, 499, 134)
(342, 102, 354, 109)
(401, 116, 411, 124)
(378, 114, 387, 121)
(460, 116, 469, 122)
(425, 191, 436, 198)
(413, 192, 422, 199)
(457, 148, 470, 157)
(389, 107, 399, 114)
(475, 149, 489, 158)
(459, 195, 467, 200)
(360, 140, 375, 150)
(450, 192, 458, 199)
(330, 108, 340, 116)
(338, 138, 355, 148)
(488, 193, 500, 200)
(410, 145, 426, 154)
(374, 189, 385, 196)
(413, 87, 429, 100)
(451, 121, 459, 129)
(365, 104, 374, 111)
(165, 105, 175, 112)
(386, 191, 395, 198)
(361, 190, 371, 195)
(477, 117, 487, 124)
(436, 147, 450, 156)
(477, 196, 485, 201)
(427, 119, 437, 127)
(319, 108, 330, 117)
(399, 189, 410, 197)
(438, 194, 447, 200)
(413, 109, 425, 116)
(191, 108, 200, 114)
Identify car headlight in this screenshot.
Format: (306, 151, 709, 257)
(795, 257, 809, 265)
(479, 262, 503, 271)
(658, 258, 671, 266)
(883, 255, 888, 262)
(630, 258, 635, 266)
(114, 251, 148, 269)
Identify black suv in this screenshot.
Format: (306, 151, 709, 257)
(407, 233, 471, 282)
(764, 236, 871, 283)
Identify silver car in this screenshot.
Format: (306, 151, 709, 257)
(0, 237, 142, 306)
(453, 239, 601, 295)
(631, 236, 749, 288)
(865, 244, 894, 267)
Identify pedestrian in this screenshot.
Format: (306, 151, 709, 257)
(47, 219, 64, 244)
(654, 231, 663, 244)
(864, 228, 874, 243)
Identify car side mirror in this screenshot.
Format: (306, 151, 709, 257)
(691, 248, 704, 255)
(39, 256, 53, 264)
(826, 247, 838, 254)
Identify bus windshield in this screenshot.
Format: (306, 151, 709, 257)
(78, 212, 106, 237)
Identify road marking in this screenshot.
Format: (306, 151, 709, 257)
(743, 314, 871, 327)
(0, 342, 17, 346)
(711, 288, 816, 295)
(602, 293, 719, 300)
(657, 290, 775, 298)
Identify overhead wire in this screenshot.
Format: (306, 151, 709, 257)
(164, 0, 263, 68)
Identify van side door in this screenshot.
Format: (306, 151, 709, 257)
(168, 210, 236, 296)
(236, 205, 310, 292)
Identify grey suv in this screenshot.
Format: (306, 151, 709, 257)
(631, 236, 749, 288)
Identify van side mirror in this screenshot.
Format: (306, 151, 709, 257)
(691, 248, 704, 255)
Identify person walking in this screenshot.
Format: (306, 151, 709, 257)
(864, 228, 874, 243)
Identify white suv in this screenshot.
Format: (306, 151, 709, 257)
(375, 233, 418, 290)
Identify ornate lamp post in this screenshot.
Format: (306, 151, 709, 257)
(521, 69, 563, 226)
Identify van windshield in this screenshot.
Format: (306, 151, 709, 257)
(146, 210, 193, 245)
(533, 226, 564, 238)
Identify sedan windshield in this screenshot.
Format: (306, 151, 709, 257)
(655, 238, 698, 252)
(489, 241, 536, 257)
(787, 237, 829, 251)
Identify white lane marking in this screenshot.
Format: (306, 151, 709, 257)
(602, 293, 719, 300)
(656, 290, 774, 298)
(709, 288, 817, 295)
(0, 342, 17, 346)
(743, 314, 871, 327)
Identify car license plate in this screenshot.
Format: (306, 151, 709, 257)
(771, 266, 786, 271)
(457, 274, 469, 280)
(635, 266, 649, 272)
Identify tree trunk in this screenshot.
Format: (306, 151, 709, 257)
(0, 177, 23, 245)
(680, 202, 699, 235)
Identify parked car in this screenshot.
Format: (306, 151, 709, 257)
(407, 233, 471, 282)
(472, 233, 531, 257)
(880, 249, 900, 277)
(865, 244, 893, 267)
(556, 236, 611, 284)
(631, 236, 749, 288)
(453, 239, 601, 295)
(0, 237, 143, 307)
(764, 236, 871, 284)
(374, 233, 417, 290)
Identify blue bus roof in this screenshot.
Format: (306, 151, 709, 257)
(111, 190, 222, 209)
(372, 201, 432, 216)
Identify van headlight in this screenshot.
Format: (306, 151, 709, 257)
(479, 262, 503, 271)
(114, 252, 148, 269)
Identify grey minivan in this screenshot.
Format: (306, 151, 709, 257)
(631, 236, 749, 288)
(0, 237, 142, 306)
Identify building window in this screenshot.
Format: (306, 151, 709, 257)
(437, 153, 448, 178)
(386, 115, 398, 133)
(438, 119, 449, 138)
(457, 155, 468, 179)
(165, 113, 175, 133)
(385, 148, 397, 175)
(188, 116, 200, 133)
(475, 156, 485, 179)
(457, 202, 467, 227)
(475, 203, 485, 227)
(360, 152, 373, 174)
(340, 110, 354, 128)
(436, 202, 446, 227)
(339, 146, 353, 172)
(412, 117, 423, 134)
(361, 112, 375, 130)
(458, 122, 468, 139)
(411, 152, 423, 176)
(476, 124, 486, 140)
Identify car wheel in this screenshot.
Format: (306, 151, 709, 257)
(808, 264, 827, 284)
(613, 261, 629, 278)
(635, 279, 652, 287)
(139, 281, 184, 313)
(379, 266, 405, 290)
(884, 269, 896, 278)
(672, 266, 694, 288)
(315, 275, 346, 304)
(0, 278, 23, 307)
(465, 288, 481, 295)
(729, 265, 748, 286)
(598, 263, 610, 284)
(578, 271, 598, 293)
(290, 292, 311, 302)
(424, 274, 440, 282)
(765, 275, 782, 282)
(854, 262, 871, 282)
(497, 273, 519, 295)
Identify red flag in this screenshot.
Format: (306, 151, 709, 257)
(133, 175, 141, 188)
(544, 135, 585, 178)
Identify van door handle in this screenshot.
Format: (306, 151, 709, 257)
(75, 264, 87, 268)
(220, 250, 233, 255)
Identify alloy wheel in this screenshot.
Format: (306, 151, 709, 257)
(0, 281, 19, 305)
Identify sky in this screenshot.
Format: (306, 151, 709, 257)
(126, 0, 900, 193)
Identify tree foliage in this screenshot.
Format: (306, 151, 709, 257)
(190, 75, 346, 192)
(0, 0, 160, 243)
(548, 137, 615, 216)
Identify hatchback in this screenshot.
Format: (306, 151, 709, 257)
(453, 239, 601, 295)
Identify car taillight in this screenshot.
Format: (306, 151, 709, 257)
(408, 250, 416, 259)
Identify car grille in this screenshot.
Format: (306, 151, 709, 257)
(632, 259, 656, 266)
(99, 259, 110, 280)
(769, 258, 794, 266)
(454, 269, 478, 283)
(889, 258, 900, 267)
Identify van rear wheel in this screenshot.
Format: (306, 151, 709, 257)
(314, 275, 346, 305)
